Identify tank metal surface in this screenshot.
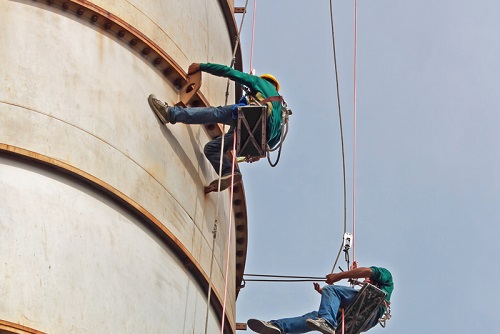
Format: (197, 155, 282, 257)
(0, 0, 247, 333)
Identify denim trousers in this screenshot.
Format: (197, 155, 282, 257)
(168, 105, 238, 176)
(272, 285, 378, 333)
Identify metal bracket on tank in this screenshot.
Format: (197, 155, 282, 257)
(175, 71, 202, 107)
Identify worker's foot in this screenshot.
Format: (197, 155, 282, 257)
(247, 319, 282, 334)
(306, 318, 336, 334)
(204, 171, 242, 194)
(148, 94, 171, 124)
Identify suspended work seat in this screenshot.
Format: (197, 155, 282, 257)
(337, 283, 387, 334)
(236, 105, 267, 159)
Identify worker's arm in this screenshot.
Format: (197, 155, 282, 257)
(325, 267, 373, 285)
(188, 62, 260, 89)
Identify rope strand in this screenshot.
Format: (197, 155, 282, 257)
(203, 1, 249, 333)
(328, 0, 348, 274)
(220, 130, 238, 334)
(352, 0, 358, 265)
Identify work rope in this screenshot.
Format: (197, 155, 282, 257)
(249, 0, 257, 73)
(220, 131, 238, 334)
(203, 1, 250, 334)
(352, 0, 358, 265)
(243, 273, 325, 283)
(328, 0, 349, 275)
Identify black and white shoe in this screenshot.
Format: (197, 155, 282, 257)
(247, 319, 282, 334)
(306, 318, 336, 334)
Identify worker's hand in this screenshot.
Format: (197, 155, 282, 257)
(350, 261, 359, 270)
(326, 273, 341, 285)
(313, 282, 322, 294)
(187, 63, 201, 76)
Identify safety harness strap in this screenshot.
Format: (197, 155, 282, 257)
(259, 95, 283, 104)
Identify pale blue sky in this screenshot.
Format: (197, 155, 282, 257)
(234, 1, 500, 333)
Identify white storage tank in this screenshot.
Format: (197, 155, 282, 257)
(0, 0, 248, 333)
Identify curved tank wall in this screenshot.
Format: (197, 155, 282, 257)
(0, 0, 247, 333)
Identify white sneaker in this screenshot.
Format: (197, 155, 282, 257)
(247, 319, 282, 334)
(306, 318, 336, 334)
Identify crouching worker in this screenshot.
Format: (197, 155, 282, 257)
(148, 62, 283, 193)
(247, 263, 393, 334)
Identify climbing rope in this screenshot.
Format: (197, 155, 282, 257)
(328, 0, 349, 274)
(352, 0, 358, 265)
(243, 273, 325, 282)
(203, 1, 249, 334)
(220, 131, 238, 334)
(249, 0, 257, 73)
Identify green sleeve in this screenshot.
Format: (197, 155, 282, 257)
(200, 63, 260, 88)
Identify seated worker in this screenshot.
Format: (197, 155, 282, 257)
(148, 62, 283, 192)
(247, 262, 393, 334)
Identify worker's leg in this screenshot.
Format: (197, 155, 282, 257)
(204, 127, 240, 176)
(317, 285, 358, 328)
(271, 311, 318, 333)
(169, 105, 234, 125)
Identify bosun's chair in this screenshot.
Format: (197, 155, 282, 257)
(236, 105, 268, 159)
(337, 283, 387, 334)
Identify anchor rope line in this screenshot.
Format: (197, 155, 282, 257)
(342, 308, 345, 334)
(220, 131, 238, 334)
(244, 274, 325, 279)
(204, 1, 249, 333)
(244, 278, 323, 282)
(351, 0, 358, 264)
(328, 0, 349, 274)
(242, 273, 326, 283)
(249, 0, 257, 73)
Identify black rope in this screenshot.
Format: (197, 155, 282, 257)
(243, 273, 325, 283)
(244, 278, 323, 282)
(244, 274, 324, 279)
(328, 0, 349, 275)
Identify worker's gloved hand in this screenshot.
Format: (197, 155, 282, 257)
(231, 96, 248, 119)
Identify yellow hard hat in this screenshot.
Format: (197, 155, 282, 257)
(260, 73, 280, 91)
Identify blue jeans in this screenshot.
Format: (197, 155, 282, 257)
(169, 105, 235, 125)
(272, 285, 379, 333)
(168, 105, 238, 176)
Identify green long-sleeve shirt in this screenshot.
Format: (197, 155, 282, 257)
(369, 266, 394, 302)
(200, 63, 282, 148)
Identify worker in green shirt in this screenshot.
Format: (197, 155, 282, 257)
(148, 62, 283, 192)
(247, 262, 394, 334)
